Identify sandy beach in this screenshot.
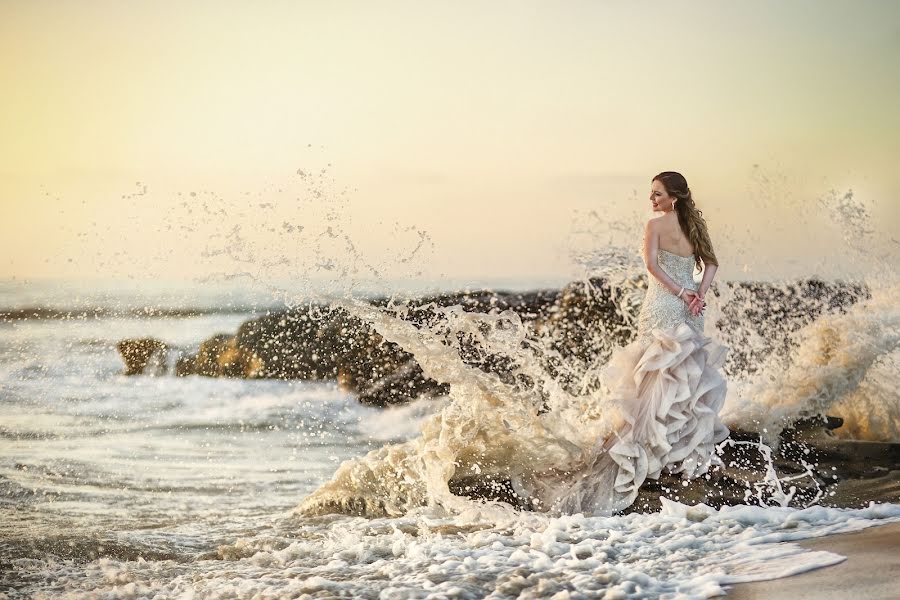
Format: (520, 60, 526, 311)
(724, 521, 900, 599)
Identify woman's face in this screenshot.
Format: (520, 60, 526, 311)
(649, 180, 675, 212)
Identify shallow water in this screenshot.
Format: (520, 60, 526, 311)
(0, 310, 383, 594)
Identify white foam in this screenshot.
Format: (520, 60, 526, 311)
(13, 499, 899, 599)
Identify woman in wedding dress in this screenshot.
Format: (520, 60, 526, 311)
(531, 171, 731, 516)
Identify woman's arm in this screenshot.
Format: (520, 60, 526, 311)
(697, 262, 718, 297)
(643, 219, 697, 301)
(689, 260, 718, 316)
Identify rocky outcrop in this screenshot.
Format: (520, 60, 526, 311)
(176, 333, 264, 378)
(715, 278, 869, 377)
(116, 338, 168, 376)
(119, 278, 870, 408)
(625, 416, 900, 513)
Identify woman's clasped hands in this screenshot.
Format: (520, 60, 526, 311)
(680, 289, 706, 317)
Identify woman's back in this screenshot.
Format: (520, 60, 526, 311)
(654, 211, 695, 258)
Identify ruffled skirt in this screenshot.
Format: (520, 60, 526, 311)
(521, 322, 730, 516)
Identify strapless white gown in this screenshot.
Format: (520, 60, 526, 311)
(526, 249, 731, 516)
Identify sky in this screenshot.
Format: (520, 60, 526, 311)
(2, 0, 898, 288)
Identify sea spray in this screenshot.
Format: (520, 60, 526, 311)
(295, 291, 844, 522)
(722, 283, 900, 449)
(295, 296, 628, 520)
(716, 437, 825, 508)
(294, 263, 898, 521)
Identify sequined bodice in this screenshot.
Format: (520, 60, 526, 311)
(636, 249, 703, 344)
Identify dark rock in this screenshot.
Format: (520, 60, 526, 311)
(715, 279, 870, 377)
(437, 417, 900, 515)
(231, 304, 449, 405)
(177, 333, 263, 378)
(116, 338, 168, 375)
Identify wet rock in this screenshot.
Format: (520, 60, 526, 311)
(825, 469, 900, 508)
(232, 304, 449, 405)
(116, 338, 168, 375)
(177, 333, 263, 378)
(715, 278, 870, 377)
(540, 277, 639, 362)
(343, 358, 450, 407)
(622, 420, 900, 514)
(779, 415, 845, 444)
(449, 474, 538, 511)
(174, 352, 196, 377)
(442, 417, 900, 516)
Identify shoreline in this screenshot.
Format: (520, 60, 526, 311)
(723, 520, 900, 599)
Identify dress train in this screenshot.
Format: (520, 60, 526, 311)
(525, 321, 730, 516)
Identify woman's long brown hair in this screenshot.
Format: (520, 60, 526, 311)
(652, 171, 718, 272)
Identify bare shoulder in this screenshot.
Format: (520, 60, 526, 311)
(655, 211, 680, 234)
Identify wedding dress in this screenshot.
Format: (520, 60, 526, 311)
(523, 248, 731, 516)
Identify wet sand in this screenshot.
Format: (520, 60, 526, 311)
(724, 521, 900, 599)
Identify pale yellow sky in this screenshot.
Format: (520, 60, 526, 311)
(2, 0, 898, 286)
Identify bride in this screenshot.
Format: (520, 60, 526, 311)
(529, 171, 731, 516)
